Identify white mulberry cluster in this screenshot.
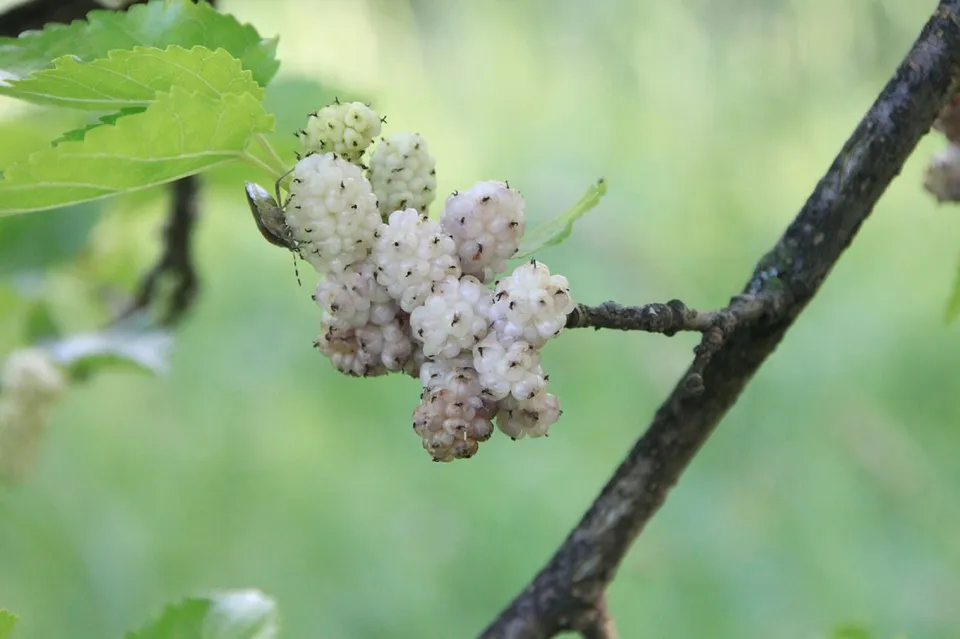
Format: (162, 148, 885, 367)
(490, 260, 575, 347)
(0, 348, 66, 483)
(297, 100, 381, 164)
(368, 133, 438, 217)
(286, 152, 381, 273)
(441, 181, 525, 283)
(410, 275, 490, 359)
(371, 208, 461, 313)
(252, 103, 578, 461)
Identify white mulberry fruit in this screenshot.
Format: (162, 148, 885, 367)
(413, 361, 497, 462)
(441, 181, 525, 283)
(410, 275, 492, 359)
(314, 316, 414, 377)
(368, 133, 438, 217)
(314, 259, 398, 330)
(472, 333, 546, 401)
(491, 260, 574, 347)
(496, 392, 561, 440)
(371, 208, 461, 312)
(285, 153, 381, 273)
(297, 101, 381, 164)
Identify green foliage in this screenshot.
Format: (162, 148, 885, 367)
(0, 201, 101, 273)
(0, 0, 279, 86)
(516, 178, 607, 259)
(0, 86, 273, 215)
(125, 591, 279, 639)
(0, 45, 264, 111)
(22, 299, 61, 343)
(0, 611, 15, 639)
(945, 253, 960, 324)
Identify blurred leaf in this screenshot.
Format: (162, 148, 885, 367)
(945, 253, 960, 324)
(202, 590, 280, 639)
(516, 178, 607, 258)
(125, 597, 210, 639)
(23, 299, 60, 343)
(0, 46, 263, 111)
(831, 625, 872, 639)
(0, 87, 273, 215)
(0, 201, 101, 275)
(0, 0, 279, 87)
(126, 591, 279, 639)
(48, 328, 173, 381)
(0, 610, 15, 639)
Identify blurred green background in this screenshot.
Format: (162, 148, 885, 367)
(2, 0, 959, 637)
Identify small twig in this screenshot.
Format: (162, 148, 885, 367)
(573, 596, 618, 639)
(114, 176, 200, 326)
(567, 294, 776, 395)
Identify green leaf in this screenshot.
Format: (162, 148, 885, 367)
(126, 591, 279, 639)
(51, 109, 146, 146)
(515, 178, 607, 259)
(0, 45, 264, 111)
(48, 328, 172, 381)
(945, 252, 960, 324)
(0, 0, 279, 87)
(0, 610, 16, 639)
(0, 86, 273, 215)
(0, 200, 102, 274)
(23, 299, 61, 343)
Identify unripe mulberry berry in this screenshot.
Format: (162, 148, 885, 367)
(496, 391, 561, 440)
(314, 259, 398, 330)
(371, 208, 462, 312)
(297, 101, 381, 164)
(410, 275, 492, 359)
(285, 153, 381, 273)
(368, 133, 438, 217)
(441, 181, 525, 283)
(413, 361, 497, 462)
(490, 260, 574, 347)
(472, 333, 546, 401)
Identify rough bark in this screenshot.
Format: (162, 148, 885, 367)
(480, 3, 960, 637)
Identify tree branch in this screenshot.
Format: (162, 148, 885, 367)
(114, 175, 201, 327)
(479, 3, 960, 638)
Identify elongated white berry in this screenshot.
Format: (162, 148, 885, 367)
(2, 348, 65, 404)
(0, 349, 65, 483)
(314, 259, 397, 330)
(368, 133, 437, 217)
(472, 333, 546, 401)
(491, 260, 574, 347)
(496, 392, 561, 440)
(285, 153, 381, 273)
(371, 208, 461, 312)
(410, 275, 492, 359)
(413, 361, 497, 462)
(297, 101, 381, 164)
(441, 181, 525, 283)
